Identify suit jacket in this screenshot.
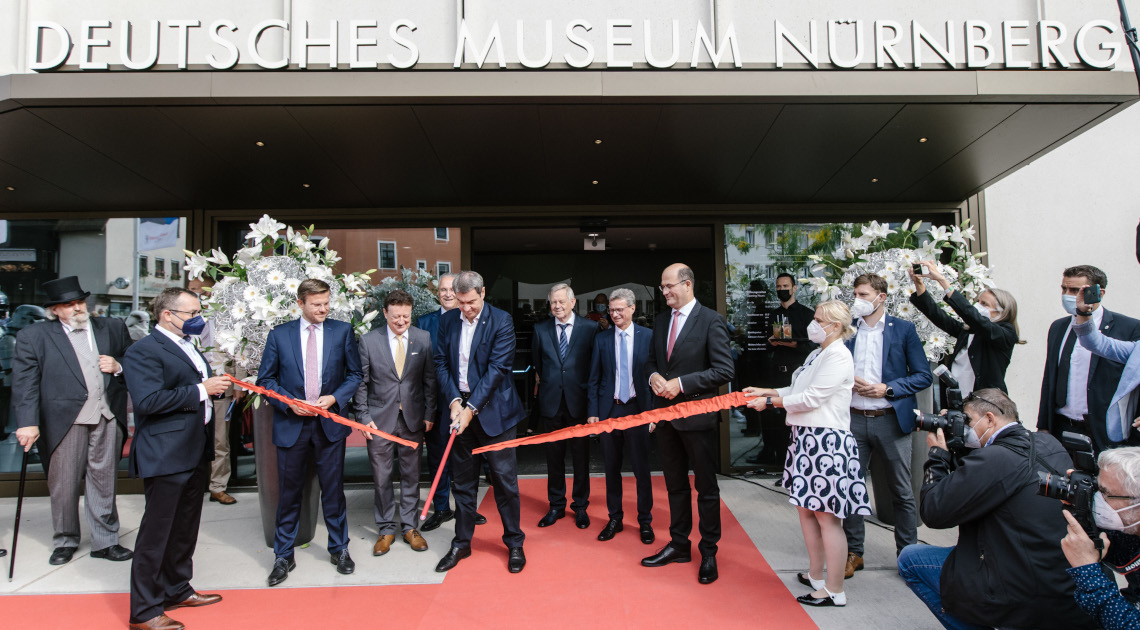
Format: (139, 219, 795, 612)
(532, 315, 599, 418)
(1071, 320, 1140, 446)
(844, 314, 934, 434)
(1037, 308, 1140, 449)
(433, 303, 525, 437)
(122, 329, 213, 479)
(645, 302, 735, 431)
(355, 326, 438, 433)
(11, 316, 132, 473)
(588, 323, 652, 420)
(910, 289, 1017, 393)
(416, 307, 451, 425)
(256, 318, 363, 448)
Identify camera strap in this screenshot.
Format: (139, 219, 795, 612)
(993, 431, 1062, 479)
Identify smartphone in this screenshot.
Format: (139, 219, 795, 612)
(911, 263, 924, 276)
(1083, 284, 1102, 305)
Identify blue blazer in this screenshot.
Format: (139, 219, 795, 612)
(1073, 318, 1140, 444)
(845, 314, 934, 433)
(433, 303, 525, 437)
(256, 318, 363, 448)
(122, 330, 214, 479)
(532, 316, 599, 418)
(587, 323, 652, 420)
(417, 308, 441, 348)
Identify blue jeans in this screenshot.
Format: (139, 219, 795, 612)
(897, 545, 989, 630)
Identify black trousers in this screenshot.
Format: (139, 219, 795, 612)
(450, 418, 525, 550)
(599, 398, 652, 524)
(655, 421, 720, 557)
(542, 399, 590, 512)
(129, 453, 209, 623)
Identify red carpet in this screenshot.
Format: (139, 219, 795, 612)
(5, 476, 816, 629)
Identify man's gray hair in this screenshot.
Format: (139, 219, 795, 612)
(1099, 447, 1140, 499)
(549, 283, 575, 302)
(454, 270, 484, 294)
(610, 288, 636, 308)
(439, 272, 457, 285)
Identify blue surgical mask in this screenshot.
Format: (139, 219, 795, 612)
(594, 304, 607, 313)
(176, 313, 207, 336)
(1062, 294, 1078, 315)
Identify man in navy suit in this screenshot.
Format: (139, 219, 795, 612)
(123, 288, 228, 630)
(433, 270, 527, 574)
(842, 273, 933, 578)
(257, 279, 363, 587)
(587, 288, 655, 544)
(532, 283, 598, 529)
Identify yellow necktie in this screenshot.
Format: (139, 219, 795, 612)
(395, 335, 406, 378)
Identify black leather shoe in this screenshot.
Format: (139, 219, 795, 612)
(435, 546, 472, 572)
(421, 509, 454, 532)
(698, 556, 718, 584)
(475, 512, 488, 525)
(331, 549, 355, 575)
(639, 524, 655, 545)
(797, 591, 845, 607)
(575, 511, 590, 529)
(597, 519, 623, 541)
(49, 547, 77, 565)
(0, 548, 6, 558)
(91, 544, 133, 562)
(537, 508, 566, 528)
(641, 544, 692, 567)
(267, 557, 295, 586)
(507, 547, 526, 573)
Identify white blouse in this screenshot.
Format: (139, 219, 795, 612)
(776, 341, 855, 431)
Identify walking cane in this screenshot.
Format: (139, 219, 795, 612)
(420, 428, 458, 522)
(8, 448, 28, 581)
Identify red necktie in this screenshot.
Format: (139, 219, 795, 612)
(666, 310, 681, 360)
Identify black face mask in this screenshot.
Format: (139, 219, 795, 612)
(776, 290, 793, 302)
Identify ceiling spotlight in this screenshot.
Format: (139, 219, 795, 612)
(302, 183, 311, 188)
(871, 178, 879, 183)
(592, 180, 599, 185)
(5, 186, 13, 191)
(255, 141, 265, 147)
(594, 139, 602, 144)
(918, 137, 928, 143)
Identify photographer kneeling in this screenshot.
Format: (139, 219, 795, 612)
(897, 388, 1095, 630)
(1062, 447, 1140, 629)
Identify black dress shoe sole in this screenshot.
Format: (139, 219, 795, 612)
(699, 574, 718, 584)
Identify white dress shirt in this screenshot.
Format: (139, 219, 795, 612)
(777, 342, 855, 430)
(614, 322, 636, 399)
(299, 316, 325, 387)
(850, 316, 892, 410)
(156, 324, 211, 423)
(459, 305, 483, 394)
(554, 312, 577, 344)
(1058, 306, 1104, 421)
(950, 334, 977, 397)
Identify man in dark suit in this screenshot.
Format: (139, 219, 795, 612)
(843, 273, 934, 578)
(12, 276, 134, 566)
(532, 283, 598, 529)
(433, 270, 527, 574)
(587, 288, 655, 544)
(641, 263, 734, 585)
(257, 279, 363, 586)
(356, 289, 437, 556)
(1038, 264, 1140, 453)
(123, 287, 228, 630)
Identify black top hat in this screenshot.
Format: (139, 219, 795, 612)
(43, 276, 91, 307)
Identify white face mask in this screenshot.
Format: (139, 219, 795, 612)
(807, 320, 834, 344)
(1093, 492, 1140, 531)
(850, 296, 880, 319)
(974, 302, 994, 319)
(1062, 294, 1078, 315)
(963, 418, 993, 449)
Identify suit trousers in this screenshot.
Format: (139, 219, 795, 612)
(47, 417, 122, 550)
(656, 421, 721, 557)
(542, 399, 590, 512)
(274, 420, 348, 558)
(129, 451, 209, 623)
(843, 410, 917, 556)
(598, 398, 653, 525)
(208, 397, 231, 493)
(424, 416, 453, 512)
(366, 412, 423, 534)
(449, 418, 524, 550)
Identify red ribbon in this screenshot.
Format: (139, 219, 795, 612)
(472, 391, 749, 454)
(223, 374, 420, 448)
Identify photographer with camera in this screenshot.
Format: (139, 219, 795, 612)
(1070, 284, 1140, 450)
(897, 388, 1095, 629)
(1062, 447, 1140, 629)
(907, 261, 1022, 397)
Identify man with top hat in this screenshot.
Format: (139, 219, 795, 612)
(12, 276, 134, 565)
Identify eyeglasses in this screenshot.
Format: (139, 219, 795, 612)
(1099, 488, 1140, 501)
(659, 280, 689, 292)
(170, 309, 202, 318)
(963, 392, 1007, 425)
(608, 306, 632, 314)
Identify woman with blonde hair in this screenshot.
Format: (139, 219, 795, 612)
(745, 299, 872, 607)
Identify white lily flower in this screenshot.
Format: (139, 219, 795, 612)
(235, 246, 260, 265)
(184, 253, 208, 279)
(362, 310, 379, 324)
(319, 237, 330, 250)
(248, 214, 286, 244)
(862, 220, 896, 240)
(206, 248, 229, 266)
(928, 225, 950, 243)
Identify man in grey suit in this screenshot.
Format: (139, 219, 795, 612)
(356, 289, 438, 556)
(12, 276, 134, 565)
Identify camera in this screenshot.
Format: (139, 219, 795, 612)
(1037, 432, 1103, 549)
(914, 365, 968, 451)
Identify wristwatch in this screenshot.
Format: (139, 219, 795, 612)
(885, 386, 895, 399)
(766, 396, 773, 408)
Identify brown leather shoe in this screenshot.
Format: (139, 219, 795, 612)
(166, 591, 222, 610)
(129, 614, 184, 630)
(209, 491, 237, 505)
(373, 534, 396, 556)
(403, 529, 428, 552)
(844, 552, 864, 579)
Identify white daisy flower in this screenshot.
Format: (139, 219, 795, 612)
(243, 286, 261, 302)
(231, 302, 247, 320)
(266, 270, 285, 285)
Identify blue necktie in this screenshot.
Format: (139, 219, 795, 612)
(558, 323, 569, 360)
(618, 330, 630, 403)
